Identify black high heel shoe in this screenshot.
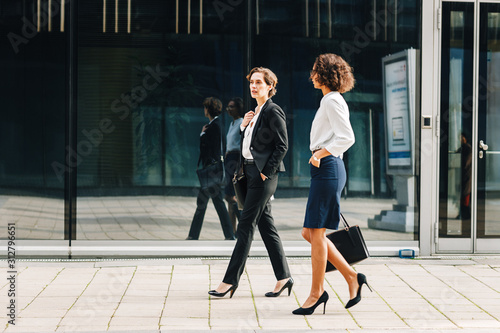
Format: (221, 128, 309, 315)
(208, 285, 238, 298)
(292, 291, 329, 315)
(265, 278, 294, 297)
(345, 273, 372, 309)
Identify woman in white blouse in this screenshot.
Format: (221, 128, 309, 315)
(293, 54, 370, 315)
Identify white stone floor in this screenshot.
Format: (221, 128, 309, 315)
(0, 257, 500, 332)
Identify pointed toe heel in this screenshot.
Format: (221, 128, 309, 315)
(345, 273, 372, 309)
(292, 291, 329, 315)
(265, 278, 294, 297)
(208, 285, 238, 298)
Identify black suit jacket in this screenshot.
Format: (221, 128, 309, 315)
(199, 117, 224, 168)
(242, 98, 288, 177)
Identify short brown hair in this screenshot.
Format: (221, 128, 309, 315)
(246, 67, 278, 97)
(203, 97, 222, 118)
(310, 54, 355, 93)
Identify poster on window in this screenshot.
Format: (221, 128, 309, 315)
(382, 49, 418, 175)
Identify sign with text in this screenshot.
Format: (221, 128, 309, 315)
(382, 49, 418, 175)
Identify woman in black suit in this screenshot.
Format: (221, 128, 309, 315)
(187, 97, 235, 240)
(209, 67, 293, 298)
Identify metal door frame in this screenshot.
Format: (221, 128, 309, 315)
(433, 0, 500, 254)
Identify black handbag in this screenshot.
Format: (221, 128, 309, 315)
(232, 166, 247, 210)
(325, 213, 369, 272)
(196, 157, 225, 191)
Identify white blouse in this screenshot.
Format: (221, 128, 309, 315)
(310, 91, 355, 158)
(241, 106, 262, 160)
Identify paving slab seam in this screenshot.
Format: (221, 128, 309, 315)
(458, 265, 500, 296)
(421, 265, 500, 322)
(0, 266, 27, 291)
(55, 268, 101, 331)
(4, 268, 65, 331)
(157, 265, 174, 330)
(290, 288, 312, 328)
(370, 281, 411, 329)
(325, 277, 361, 329)
(385, 264, 460, 329)
(244, 268, 262, 329)
(106, 266, 137, 330)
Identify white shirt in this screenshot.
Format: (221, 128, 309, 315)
(241, 106, 262, 160)
(310, 91, 355, 158)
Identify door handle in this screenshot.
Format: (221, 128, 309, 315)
(479, 140, 489, 151)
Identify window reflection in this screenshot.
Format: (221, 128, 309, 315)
(1, 0, 421, 242)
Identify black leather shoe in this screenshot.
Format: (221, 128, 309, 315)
(292, 291, 329, 315)
(208, 285, 238, 298)
(345, 273, 372, 309)
(265, 278, 294, 297)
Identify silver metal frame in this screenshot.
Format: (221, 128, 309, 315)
(0, 0, 429, 259)
(0, 240, 419, 258)
(434, 0, 500, 254)
(419, 0, 439, 256)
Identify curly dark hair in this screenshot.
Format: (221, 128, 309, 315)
(310, 54, 355, 93)
(203, 97, 223, 118)
(246, 67, 278, 97)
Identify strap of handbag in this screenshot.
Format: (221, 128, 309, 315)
(339, 213, 351, 229)
(339, 213, 360, 247)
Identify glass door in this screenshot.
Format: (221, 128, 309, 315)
(438, 1, 475, 252)
(476, 2, 500, 252)
(438, 0, 500, 253)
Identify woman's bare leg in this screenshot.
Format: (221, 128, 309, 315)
(301, 227, 359, 300)
(300, 228, 327, 307)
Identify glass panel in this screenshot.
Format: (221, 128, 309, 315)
(255, 0, 421, 242)
(74, 0, 421, 241)
(438, 2, 474, 239)
(76, 0, 245, 240)
(0, 0, 67, 239)
(477, 3, 500, 238)
(439, 2, 474, 238)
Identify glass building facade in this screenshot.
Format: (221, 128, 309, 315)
(1, 0, 423, 255)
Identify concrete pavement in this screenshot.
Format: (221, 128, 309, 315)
(1, 256, 500, 332)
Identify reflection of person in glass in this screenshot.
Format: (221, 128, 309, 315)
(457, 133, 472, 220)
(224, 97, 244, 233)
(293, 54, 370, 315)
(187, 97, 235, 240)
(208, 67, 293, 299)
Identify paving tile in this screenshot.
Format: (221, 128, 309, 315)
(109, 315, 160, 326)
(14, 316, 61, 326)
(160, 316, 209, 326)
(58, 315, 111, 326)
(3, 325, 58, 332)
(405, 318, 458, 329)
(114, 302, 164, 317)
(354, 317, 409, 329)
(17, 307, 67, 318)
(454, 320, 500, 328)
(446, 311, 495, 321)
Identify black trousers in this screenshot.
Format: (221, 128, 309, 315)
(188, 185, 235, 240)
(222, 163, 291, 286)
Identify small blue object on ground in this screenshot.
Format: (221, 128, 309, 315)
(399, 249, 415, 259)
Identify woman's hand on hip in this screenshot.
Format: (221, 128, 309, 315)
(309, 155, 321, 168)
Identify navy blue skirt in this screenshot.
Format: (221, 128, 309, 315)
(303, 155, 346, 230)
